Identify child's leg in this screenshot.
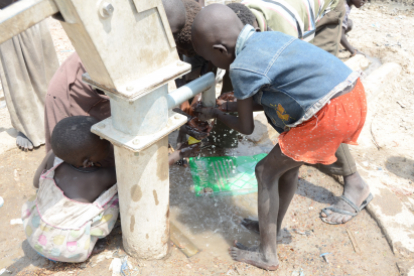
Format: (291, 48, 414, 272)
(341, 26, 356, 54)
(277, 166, 300, 233)
(241, 167, 299, 238)
(345, 19, 353, 34)
(241, 166, 299, 241)
(230, 144, 302, 271)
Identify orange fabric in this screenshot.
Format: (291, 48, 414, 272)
(279, 79, 367, 165)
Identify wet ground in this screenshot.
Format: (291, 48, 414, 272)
(0, 134, 399, 275)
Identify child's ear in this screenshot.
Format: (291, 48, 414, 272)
(213, 44, 228, 55)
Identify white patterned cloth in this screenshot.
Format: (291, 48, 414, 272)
(205, 0, 240, 5)
(22, 158, 119, 263)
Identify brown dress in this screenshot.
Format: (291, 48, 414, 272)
(44, 53, 111, 152)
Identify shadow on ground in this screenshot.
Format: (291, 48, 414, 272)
(0, 126, 17, 137)
(386, 156, 414, 182)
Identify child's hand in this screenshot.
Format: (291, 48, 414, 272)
(218, 92, 236, 102)
(181, 124, 210, 140)
(217, 101, 228, 112)
(351, 49, 365, 57)
(187, 117, 212, 133)
(217, 92, 237, 112)
(179, 143, 201, 158)
(195, 105, 218, 121)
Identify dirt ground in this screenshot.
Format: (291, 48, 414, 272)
(347, 1, 414, 161)
(1, 1, 414, 275)
(0, 140, 399, 276)
(341, 1, 414, 227)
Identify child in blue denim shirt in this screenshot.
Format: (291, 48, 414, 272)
(192, 4, 369, 271)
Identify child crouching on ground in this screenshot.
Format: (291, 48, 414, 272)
(23, 116, 201, 262)
(22, 116, 119, 262)
(192, 5, 367, 270)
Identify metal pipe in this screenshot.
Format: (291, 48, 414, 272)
(167, 72, 215, 109)
(201, 78, 216, 108)
(109, 84, 169, 136)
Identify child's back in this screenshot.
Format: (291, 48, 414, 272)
(230, 27, 359, 133)
(53, 159, 116, 203)
(23, 116, 119, 263)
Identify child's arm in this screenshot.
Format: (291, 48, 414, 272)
(33, 150, 55, 188)
(340, 27, 356, 56)
(196, 97, 255, 135)
(218, 100, 264, 113)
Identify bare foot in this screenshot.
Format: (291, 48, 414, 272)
(91, 239, 107, 255)
(241, 218, 259, 234)
(233, 241, 259, 251)
(229, 244, 279, 271)
(240, 219, 291, 243)
(16, 132, 33, 151)
(321, 172, 371, 224)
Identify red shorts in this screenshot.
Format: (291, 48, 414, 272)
(279, 78, 367, 165)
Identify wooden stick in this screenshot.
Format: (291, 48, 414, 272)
(170, 222, 200, 258)
(346, 229, 361, 253)
(370, 114, 381, 150)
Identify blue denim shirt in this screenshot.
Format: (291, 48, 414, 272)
(230, 25, 359, 133)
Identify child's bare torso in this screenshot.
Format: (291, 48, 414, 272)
(54, 163, 116, 203)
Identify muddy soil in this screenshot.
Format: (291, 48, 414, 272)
(0, 139, 399, 276)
